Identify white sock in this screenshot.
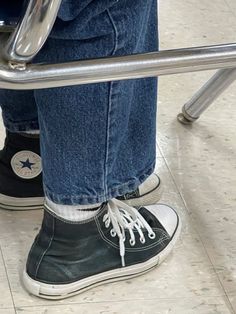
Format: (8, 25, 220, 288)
(45, 197, 102, 222)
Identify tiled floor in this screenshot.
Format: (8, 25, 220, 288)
(0, 0, 236, 313)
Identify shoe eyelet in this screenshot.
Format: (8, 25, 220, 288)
(103, 214, 108, 222)
(148, 232, 156, 240)
(129, 239, 135, 246)
(105, 221, 110, 228)
(140, 237, 146, 244)
(110, 229, 116, 237)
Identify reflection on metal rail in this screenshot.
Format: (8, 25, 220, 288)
(1, 43, 236, 90)
(4, 0, 62, 63)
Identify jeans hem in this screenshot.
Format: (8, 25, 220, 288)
(44, 161, 155, 205)
(4, 120, 40, 133)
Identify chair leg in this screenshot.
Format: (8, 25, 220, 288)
(177, 68, 236, 125)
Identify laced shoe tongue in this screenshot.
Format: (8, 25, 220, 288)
(106, 199, 155, 267)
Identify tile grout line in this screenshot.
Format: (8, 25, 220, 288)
(0, 245, 17, 314)
(160, 149, 236, 314)
(156, 141, 189, 209)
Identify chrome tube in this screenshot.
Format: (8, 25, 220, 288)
(1, 43, 236, 90)
(182, 68, 236, 120)
(4, 0, 62, 63)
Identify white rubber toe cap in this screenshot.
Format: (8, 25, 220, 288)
(145, 204, 179, 237)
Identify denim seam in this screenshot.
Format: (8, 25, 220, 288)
(34, 216, 55, 279)
(4, 118, 40, 132)
(104, 9, 119, 197)
(43, 161, 155, 204)
(44, 175, 152, 198)
(3, 117, 39, 124)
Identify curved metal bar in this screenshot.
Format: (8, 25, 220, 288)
(1, 43, 236, 90)
(182, 68, 236, 119)
(4, 0, 62, 63)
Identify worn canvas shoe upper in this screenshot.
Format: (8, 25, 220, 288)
(0, 131, 44, 210)
(23, 199, 181, 299)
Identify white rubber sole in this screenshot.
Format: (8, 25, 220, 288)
(122, 182, 163, 207)
(0, 193, 44, 211)
(22, 217, 181, 300)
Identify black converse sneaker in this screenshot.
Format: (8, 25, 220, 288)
(0, 131, 44, 210)
(117, 173, 162, 206)
(22, 199, 181, 300)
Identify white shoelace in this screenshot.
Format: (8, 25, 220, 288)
(103, 199, 156, 267)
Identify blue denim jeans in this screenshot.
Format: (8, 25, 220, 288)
(0, 0, 158, 205)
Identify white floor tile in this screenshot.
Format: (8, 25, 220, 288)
(159, 0, 236, 49)
(0, 310, 15, 314)
(229, 295, 236, 312)
(164, 156, 236, 297)
(224, 0, 236, 13)
(15, 296, 234, 314)
(0, 248, 14, 309)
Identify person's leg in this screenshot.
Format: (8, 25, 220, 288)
(22, 0, 181, 299)
(34, 0, 159, 205)
(0, 87, 160, 211)
(0, 85, 159, 210)
(0, 0, 161, 211)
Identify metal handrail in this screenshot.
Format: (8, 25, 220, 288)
(1, 1, 236, 92)
(1, 43, 236, 90)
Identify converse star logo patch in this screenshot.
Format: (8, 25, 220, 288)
(20, 158, 35, 170)
(11, 151, 42, 179)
